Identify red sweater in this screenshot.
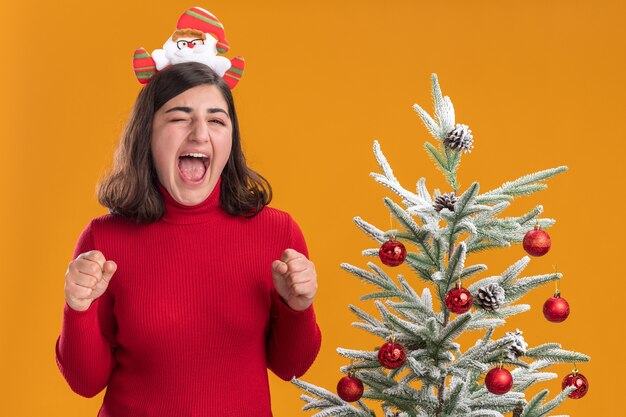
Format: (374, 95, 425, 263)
(55, 177, 322, 416)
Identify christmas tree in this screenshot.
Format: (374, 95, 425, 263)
(292, 74, 590, 417)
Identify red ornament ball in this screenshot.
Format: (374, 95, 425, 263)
(523, 225, 551, 257)
(562, 372, 589, 399)
(543, 292, 570, 323)
(379, 240, 407, 266)
(337, 375, 364, 402)
(445, 286, 473, 314)
(485, 367, 513, 395)
(378, 341, 407, 369)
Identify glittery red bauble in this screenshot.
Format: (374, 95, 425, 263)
(523, 226, 551, 256)
(543, 292, 570, 323)
(378, 342, 407, 369)
(485, 367, 513, 395)
(445, 287, 473, 314)
(379, 240, 407, 266)
(562, 372, 589, 399)
(337, 375, 364, 402)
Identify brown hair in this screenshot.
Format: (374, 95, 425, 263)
(97, 62, 272, 223)
(172, 29, 206, 41)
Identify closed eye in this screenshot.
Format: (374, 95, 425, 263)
(210, 119, 226, 125)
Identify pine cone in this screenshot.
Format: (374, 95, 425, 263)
(443, 124, 474, 153)
(433, 192, 457, 212)
(475, 283, 505, 311)
(506, 329, 528, 359)
(404, 339, 427, 350)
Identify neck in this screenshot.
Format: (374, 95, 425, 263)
(156, 177, 224, 224)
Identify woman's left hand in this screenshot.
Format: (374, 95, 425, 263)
(271, 248, 318, 311)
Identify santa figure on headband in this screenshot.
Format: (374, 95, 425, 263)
(132, 6, 244, 88)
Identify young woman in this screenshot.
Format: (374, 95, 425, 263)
(55, 62, 322, 416)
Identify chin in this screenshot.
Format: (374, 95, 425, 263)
(174, 178, 215, 206)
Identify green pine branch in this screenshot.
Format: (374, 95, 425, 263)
(292, 73, 590, 417)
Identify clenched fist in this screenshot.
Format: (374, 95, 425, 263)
(271, 248, 318, 312)
(65, 250, 117, 312)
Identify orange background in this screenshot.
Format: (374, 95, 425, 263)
(1, 0, 623, 416)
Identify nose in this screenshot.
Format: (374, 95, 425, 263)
(188, 43, 195, 49)
(189, 118, 209, 143)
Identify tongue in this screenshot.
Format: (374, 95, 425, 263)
(179, 157, 206, 181)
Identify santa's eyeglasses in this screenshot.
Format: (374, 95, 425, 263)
(176, 39, 204, 49)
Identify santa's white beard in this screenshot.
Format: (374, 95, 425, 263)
(154, 38, 231, 76)
(166, 42, 214, 64)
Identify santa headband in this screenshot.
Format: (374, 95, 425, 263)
(132, 7, 245, 89)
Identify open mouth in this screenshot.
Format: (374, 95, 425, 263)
(178, 154, 210, 184)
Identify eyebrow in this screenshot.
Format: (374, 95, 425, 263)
(164, 106, 230, 118)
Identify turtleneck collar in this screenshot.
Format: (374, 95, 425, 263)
(157, 177, 225, 225)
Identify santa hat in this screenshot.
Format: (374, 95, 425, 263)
(176, 7, 230, 54)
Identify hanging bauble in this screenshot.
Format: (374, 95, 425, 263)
(485, 366, 513, 395)
(379, 238, 407, 267)
(445, 284, 473, 314)
(337, 375, 364, 402)
(543, 290, 570, 323)
(523, 224, 551, 256)
(562, 369, 589, 399)
(378, 341, 407, 369)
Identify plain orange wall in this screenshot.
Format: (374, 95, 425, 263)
(1, 0, 623, 416)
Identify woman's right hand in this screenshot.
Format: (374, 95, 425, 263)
(65, 250, 117, 312)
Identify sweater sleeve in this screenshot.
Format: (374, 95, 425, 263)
(266, 214, 322, 381)
(55, 220, 118, 397)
